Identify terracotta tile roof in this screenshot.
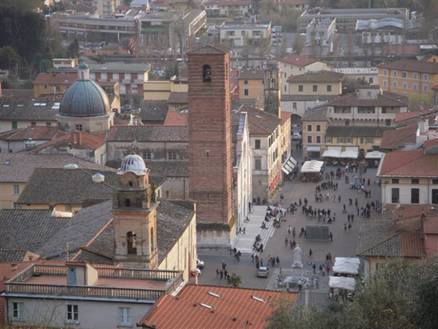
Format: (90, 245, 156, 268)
(394, 108, 437, 124)
(379, 59, 438, 74)
(280, 111, 290, 125)
(328, 91, 407, 107)
(34, 72, 77, 85)
(107, 125, 188, 142)
(287, 70, 343, 83)
(163, 108, 188, 126)
(239, 106, 281, 136)
(0, 153, 111, 183)
(279, 55, 318, 67)
(33, 131, 106, 151)
(379, 124, 417, 150)
(0, 126, 60, 141)
(357, 220, 424, 258)
(423, 138, 438, 151)
(301, 106, 327, 121)
(378, 149, 438, 177)
(238, 69, 264, 80)
(140, 284, 296, 329)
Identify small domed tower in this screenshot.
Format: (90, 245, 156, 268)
(112, 154, 158, 268)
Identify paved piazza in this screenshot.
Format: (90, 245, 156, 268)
(198, 164, 382, 296)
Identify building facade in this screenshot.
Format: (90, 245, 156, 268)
(233, 112, 252, 231)
(238, 69, 265, 108)
(89, 63, 150, 96)
(378, 144, 438, 206)
(219, 21, 272, 48)
(278, 55, 330, 96)
(285, 71, 344, 96)
(3, 262, 183, 329)
(378, 59, 438, 103)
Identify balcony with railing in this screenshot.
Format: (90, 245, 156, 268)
(5, 264, 183, 303)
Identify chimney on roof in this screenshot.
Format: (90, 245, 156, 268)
(66, 261, 98, 286)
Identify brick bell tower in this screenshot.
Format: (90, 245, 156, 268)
(112, 154, 158, 268)
(188, 44, 234, 245)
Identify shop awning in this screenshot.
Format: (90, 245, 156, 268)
(339, 147, 359, 159)
(301, 160, 324, 173)
(333, 257, 360, 275)
(322, 147, 342, 158)
(306, 146, 321, 152)
(329, 276, 356, 291)
(282, 156, 298, 175)
(365, 150, 384, 159)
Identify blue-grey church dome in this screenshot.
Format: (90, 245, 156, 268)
(59, 64, 110, 117)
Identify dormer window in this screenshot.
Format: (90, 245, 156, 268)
(203, 65, 212, 82)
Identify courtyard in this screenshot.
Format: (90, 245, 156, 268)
(198, 164, 382, 298)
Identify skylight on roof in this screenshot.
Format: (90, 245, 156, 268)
(199, 303, 213, 309)
(252, 295, 266, 303)
(208, 291, 220, 298)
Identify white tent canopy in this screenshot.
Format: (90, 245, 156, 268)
(333, 257, 360, 275)
(339, 147, 359, 159)
(365, 151, 384, 159)
(322, 147, 342, 158)
(329, 276, 356, 291)
(301, 160, 324, 173)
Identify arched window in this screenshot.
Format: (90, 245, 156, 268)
(150, 227, 154, 251)
(127, 231, 137, 254)
(202, 65, 212, 82)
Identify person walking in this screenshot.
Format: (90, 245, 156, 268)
(329, 232, 333, 241)
(285, 237, 288, 247)
(309, 248, 313, 257)
(288, 225, 292, 235)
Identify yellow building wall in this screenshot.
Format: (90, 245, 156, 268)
(170, 82, 188, 93)
(302, 121, 327, 154)
(325, 136, 382, 152)
(0, 183, 26, 209)
(280, 116, 291, 160)
(238, 79, 265, 107)
(288, 81, 342, 96)
(158, 214, 197, 282)
(143, 81, 172, 101)
(378, 68, 438, 103)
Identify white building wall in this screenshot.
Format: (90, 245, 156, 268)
(7, 298, 151, 329)
(381, 183, 434, 205)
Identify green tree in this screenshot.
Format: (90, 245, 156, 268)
(267, 260, 438, 329)
(227, 273, 242, 287)
(0, 46, 22, 72)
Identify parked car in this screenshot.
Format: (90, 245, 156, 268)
(196, 258, 205, 270)
(257, 266, 269, 278)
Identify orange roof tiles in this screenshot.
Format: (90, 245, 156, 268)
(280, 111, 290, 125)
(378, 149, 438, 177)
(34, 131, 105, 151)
(140, 284, 296, 329)
(380, 124, 417, 150)
(164, 109, 188, 126)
